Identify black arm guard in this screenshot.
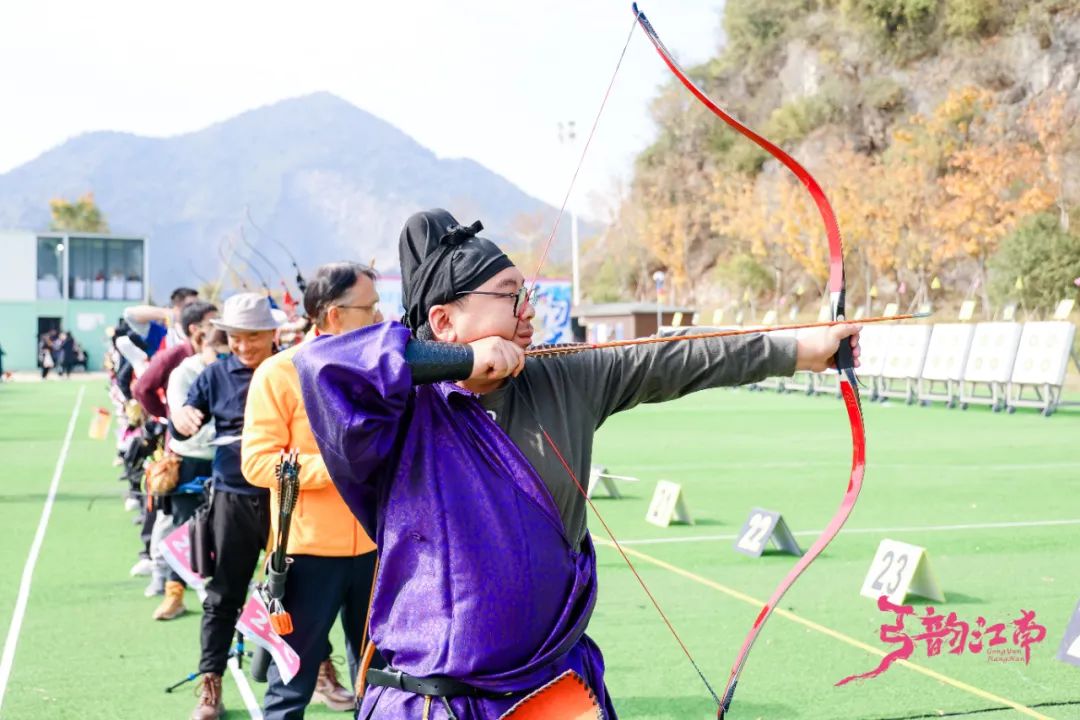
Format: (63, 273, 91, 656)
(404, 339, 474, 384)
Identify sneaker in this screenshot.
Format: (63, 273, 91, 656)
(144, 575, 165, 597)
(152, 581, 187, 620)
(190, 673, 224, 720)
(129, 557, 154, 577)
(312, 658, 355, 711)
(123, 496, 140, 512)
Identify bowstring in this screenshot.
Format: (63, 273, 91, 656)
(515, 12, 723, 709)
(523, 16, 638, 308)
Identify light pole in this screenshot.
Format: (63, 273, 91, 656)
(557, 120, 581, 306)
(55, 240, 68, 331)
(652, 270, 665, 334)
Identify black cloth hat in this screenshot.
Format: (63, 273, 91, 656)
(399, 208, 514, 333)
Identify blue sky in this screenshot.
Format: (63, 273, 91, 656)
(0, 2, 724, 218)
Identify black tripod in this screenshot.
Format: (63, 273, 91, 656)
(164, 631, 252, 693)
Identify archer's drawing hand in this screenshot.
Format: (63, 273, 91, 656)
(469, 336, 526, 381)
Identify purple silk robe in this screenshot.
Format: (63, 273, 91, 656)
(294, 322, 616, 719)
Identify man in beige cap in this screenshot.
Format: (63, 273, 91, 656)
(171, 292, 281, 720)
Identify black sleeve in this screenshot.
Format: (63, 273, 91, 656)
(404, 339, 474, 384)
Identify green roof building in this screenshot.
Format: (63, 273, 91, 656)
(0, 230, 148, 372)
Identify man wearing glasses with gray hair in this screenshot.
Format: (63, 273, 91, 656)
(243, 263, 385, 719)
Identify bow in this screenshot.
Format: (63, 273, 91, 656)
(245, 206, 308, 294)
(522, 4, 867, 716)
(630, 5, 866, 716)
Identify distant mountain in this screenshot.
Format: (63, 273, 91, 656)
(0, 92, 585, 298)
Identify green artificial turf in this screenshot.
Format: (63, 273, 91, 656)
(1, 378, 1078, 719)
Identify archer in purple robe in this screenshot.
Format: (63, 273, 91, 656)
(294, 209, 860, 719)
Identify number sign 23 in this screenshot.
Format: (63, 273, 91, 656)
(859, 539, 944, 604)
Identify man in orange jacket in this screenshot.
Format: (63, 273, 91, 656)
(242, 262, 384, 718)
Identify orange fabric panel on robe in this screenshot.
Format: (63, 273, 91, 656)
(499, 671, 601, 720)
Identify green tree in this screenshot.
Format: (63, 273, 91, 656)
(988, 212, 1080, 314)
(49, 192, 109, 233)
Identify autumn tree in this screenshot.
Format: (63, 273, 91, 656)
(1029, 92, 1079, 231)
(49, 192, 109, 233)
(989, 212, 1080, 314)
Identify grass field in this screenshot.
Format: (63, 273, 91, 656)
(1, 377, 1078, 719)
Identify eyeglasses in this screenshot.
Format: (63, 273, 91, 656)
(456, 286, 533, 318)
(334, 303, 379, 313)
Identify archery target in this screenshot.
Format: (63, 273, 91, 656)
(962, 322, 1023, 383)
(881, 324, 932, 379)
(855, 324, 892, 377)
(1010, 321, 1076, 385)
(922, 324, 975, 382)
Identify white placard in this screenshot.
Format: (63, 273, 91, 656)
(881, 325, 932, 379)
(733, 508, 802, 557)
(1056, 598, 1080, 668)
(882, 302, 899, 317)
(1053, 299, 1075, 320)
(922, 324, 975, 381)
(962, 322, 1023, 383)
(1010, 321, 1076, 385)
(860, 539, 944, 604)
(958, 300, 977, 321)
(586, 466, 639, 499)
(645, 480, 693, 527)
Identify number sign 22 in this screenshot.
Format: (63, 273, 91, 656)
(733, 508, 802, 558)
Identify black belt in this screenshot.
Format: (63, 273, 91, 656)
(366, 668, 513, 720)
(366, 667, 510, 698)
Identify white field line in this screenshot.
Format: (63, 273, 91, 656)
(227, 656, 263, 719)
(0, 386, 85, 711)
(622, 460, 1080, 472)
(613, 518, 1080, 546)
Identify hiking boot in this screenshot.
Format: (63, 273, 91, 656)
(312, 658, 354, 711)
(190, 673, 224, 720)
(152, 581, 186, 620)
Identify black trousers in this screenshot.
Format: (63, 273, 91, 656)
(198, 489, 269, 675)
(263, 552, 384, 720)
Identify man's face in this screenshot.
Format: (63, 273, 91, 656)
(326, 275, 382, 335)
(188, 312, 218, 350)
(227, 329, 275, 368)
(442, 267, 535, 348)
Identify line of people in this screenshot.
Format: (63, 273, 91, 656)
(103, 268, 387, 719)
(99, 207, 860, 720)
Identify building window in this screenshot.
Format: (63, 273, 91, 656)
(68, 237, 143, 300)
(36, 237, 64, 299)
